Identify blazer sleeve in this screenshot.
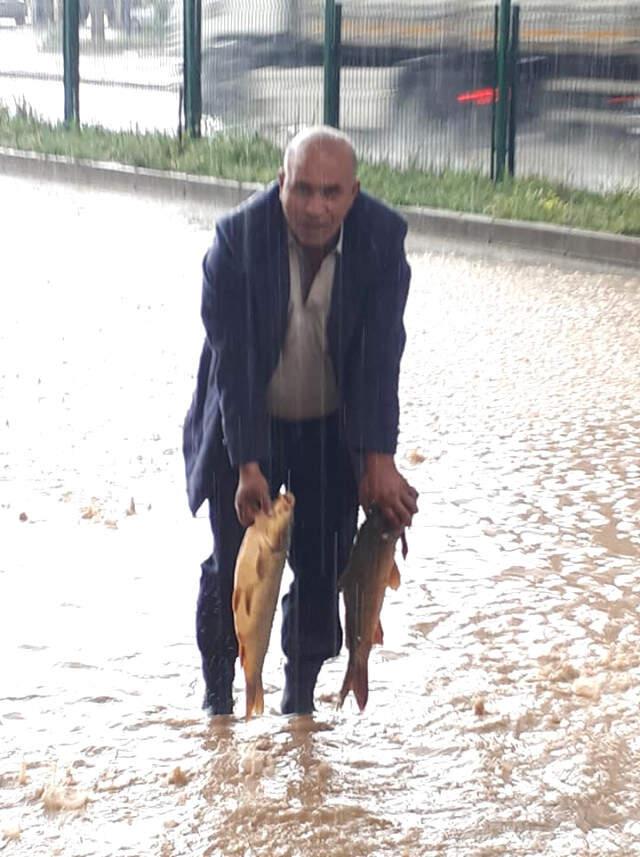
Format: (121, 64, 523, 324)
(200, 223, 270, 467)
(352, 222, 411, 454)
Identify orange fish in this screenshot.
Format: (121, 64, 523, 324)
(232, 492, 295, 718)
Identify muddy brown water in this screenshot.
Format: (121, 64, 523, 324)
(1, 176, 639, 856)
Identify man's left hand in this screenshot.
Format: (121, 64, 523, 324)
(359, 453, 418, 531)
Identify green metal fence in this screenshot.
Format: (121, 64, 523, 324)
(513, 3, 640, 190)
(0, 0, 181, 132)
(1, 1, 639, 192)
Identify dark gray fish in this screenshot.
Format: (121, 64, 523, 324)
(338, 506, 406, 711)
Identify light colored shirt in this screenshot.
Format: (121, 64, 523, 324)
(266, 229, 342, 420)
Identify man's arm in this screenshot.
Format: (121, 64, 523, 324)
(359, 452, 418, 531)
(201, 224, 270, 471)
(235, 462, 271, 527)
(201, 227, 274, 527)
(355, 228, 418, 529)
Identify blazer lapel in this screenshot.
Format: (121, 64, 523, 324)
(254, 198, 291, 376)
(274, 210, 291, 362)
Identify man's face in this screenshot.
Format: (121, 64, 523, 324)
(278, 141, 360, 249)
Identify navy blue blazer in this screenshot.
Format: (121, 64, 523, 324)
(183, 183, 411, 515)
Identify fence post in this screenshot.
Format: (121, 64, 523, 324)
(490, 4, 499, 180)
(183, 0, 202, 138)
(182, 0, 188, 131)
(324, 0, 342, 128)
(194, 0, 202, 135)
(507, 4, 520, 178)
(63, 0, 80, 126)
(493, 0, 511, 182)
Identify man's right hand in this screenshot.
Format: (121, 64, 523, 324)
(235, 462, 272, 527)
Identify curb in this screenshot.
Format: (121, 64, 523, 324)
(1, 146, 639, 269)
(401, 205, 640, 269)
(0, 146, 262, 209)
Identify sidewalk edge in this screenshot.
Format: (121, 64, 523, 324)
(1, 147, 638, 268)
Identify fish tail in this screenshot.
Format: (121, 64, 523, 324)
(245, 677, 264, 719)
(338, 653, 369, 712)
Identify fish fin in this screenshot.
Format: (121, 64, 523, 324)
(373, 620, 384, 645)
(245, 677, 264, 720)
(337, 663, 353, 709)
(401, 532, 408, 560)
(352, 656, 369, 711)
(254, 681, 264, 716)
(388, 562, 401, 591)
(338, 654, 369, 712)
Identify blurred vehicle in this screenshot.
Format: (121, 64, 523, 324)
(0, 0, 26, 25)
(79, 0, 116, 28)
(187, 0, 640, 139)
(77, 0, 157, 31)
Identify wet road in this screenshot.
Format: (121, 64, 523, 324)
(1, 174, 639, 856)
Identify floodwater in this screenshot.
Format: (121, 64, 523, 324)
(1, 174, 639, 857)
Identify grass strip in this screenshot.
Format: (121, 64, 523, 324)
(2, 103, 639, 237)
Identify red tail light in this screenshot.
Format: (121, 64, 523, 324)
(457, 87, 498, 106)
(608, 94, 639, 105)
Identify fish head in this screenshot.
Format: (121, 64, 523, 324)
(365, 504, 403, 541)
(263, 491, 295, 552)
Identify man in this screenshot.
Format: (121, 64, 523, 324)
(183, 126, 418, 716)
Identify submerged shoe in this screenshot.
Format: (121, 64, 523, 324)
(281, 659, 323, 715)
(201, 655, 235, 716)
(202, 687, 233, 716)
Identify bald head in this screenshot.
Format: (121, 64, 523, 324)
(278, 126, 360, 251)
(283, 126, 358, 180)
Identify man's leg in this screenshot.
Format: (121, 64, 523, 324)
(280, 415, 358, 714)
(196, 462, 244, 715)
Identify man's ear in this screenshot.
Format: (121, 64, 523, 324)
(278, 167, 285, 191)
(352, 178, 361, 200)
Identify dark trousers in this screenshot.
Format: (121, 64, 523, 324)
(196, 413, 359, 701)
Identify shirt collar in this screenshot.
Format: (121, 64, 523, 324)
(288, 225, 343, 257)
